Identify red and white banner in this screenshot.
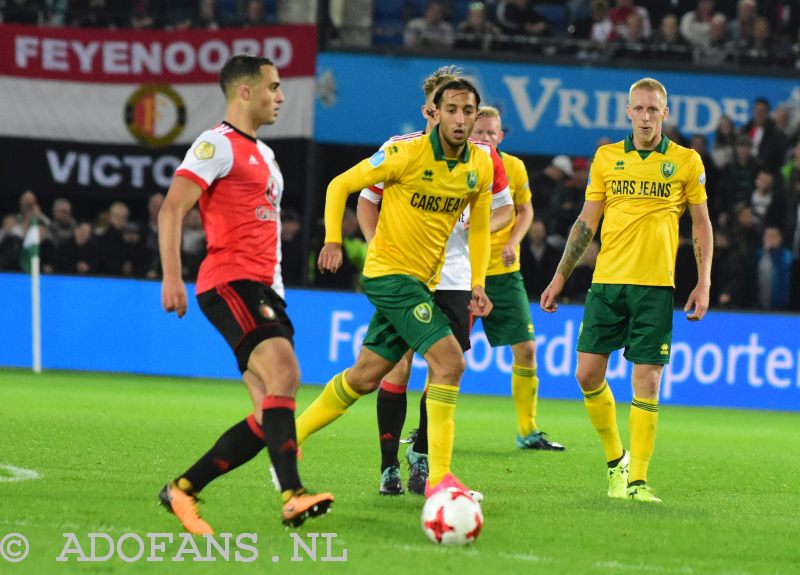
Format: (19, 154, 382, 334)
(0, 24, 316, 144)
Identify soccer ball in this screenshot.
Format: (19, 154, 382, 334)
(421, 488, 483, 545)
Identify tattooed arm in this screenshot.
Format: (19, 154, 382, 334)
(684, 201, 713, 321)
(540, 200, 604, 313)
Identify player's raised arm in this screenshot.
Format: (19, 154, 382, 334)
(684, 201, 713, 321)
(540, 199, 604, 313)
(158, 176, 202, 317)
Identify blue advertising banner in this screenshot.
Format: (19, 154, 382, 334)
(314, 53, 800, 157)
(1, 273, 799, 411)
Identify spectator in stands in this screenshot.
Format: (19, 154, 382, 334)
(519, 219, 560, 300)
(586, 0, 617, 43)
(240, 0, 274, 26)
(730, 0, 758, 47)
(48, 198, 77, 246)
(181, 208, 205, 280)
(0, 214, 22, 271)
(280, 209, 304, 287)
(70, 0, 117, 28)
(781, 142, 800, 200)
(532, 154, 573, 224)
(311, 208, 366, 291)
(164, 0, 195, 29)
(717, 135, 759, 220)
(649, 13, 691, 62)
(689, 134, 718, 199)
(692, 13, 731, 65)
(550, 157, 589, 241)
(129, 0, 161, 29)
(750, 170, 786, 232)
(615, 10, 650, 59)
(663, 123, 686, 146)
(403, 1, 454, 49)
(712, 226, 753, 308)
(743, 97, 789, 172)
(711, 115, 737, 170)
(494, 0, 550, 49)
(455, 1, 501, 51)
(54, 221, 99, 275)
(755, 226, 793, 309)
(97, 201, 132, 276)
(773, 104, 799, 147)
(13, 190, 50, 238)
(195, 0, 221, 29)
(680, 0, 723, 47)
(763, 0, 799, 42)
(741, 16, 793, 67)
(140, 193, 163, 279)
(2, 0, 43, 24)
(609, 0, 651, 40)
(640, 0, 694, 26)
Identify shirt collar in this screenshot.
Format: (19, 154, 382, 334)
(429, 126, 470, 163)
(624, 133, 670, 155)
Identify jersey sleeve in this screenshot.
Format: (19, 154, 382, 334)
(174, 130, 233, 192)
(488, 145, 510, 194)
(324, 143, 410, 243)
(684, 150, 708, 205)
(358, 137, 397, 204)
(585, 150, 606, 201)
(468, 158, 494, 288)
(491, 187, 513, 209)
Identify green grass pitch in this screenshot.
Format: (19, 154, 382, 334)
(1, 369, 798, 574)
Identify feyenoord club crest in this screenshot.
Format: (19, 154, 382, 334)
(660, 161, 677, 180)
(259, 302, 277, 320)
(466, 170, 477, 191)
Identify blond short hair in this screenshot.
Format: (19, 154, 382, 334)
(422, 65, 462, 97)
(478, 105, 502, 127)
(629, 77, 668, 107)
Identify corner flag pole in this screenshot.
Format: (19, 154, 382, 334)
(31, 251, 41, 374)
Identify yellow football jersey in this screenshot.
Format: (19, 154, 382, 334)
(324, 128, 494, 288)
(586, 135, 707, 287)
(488, 152, 531, 276)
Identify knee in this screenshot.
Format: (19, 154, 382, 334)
(345, 364, 383, 395)
(575, 365, 603, 392)
(512, 341, 536, 366)
(428, 353, 466, 382)
(248, 357, 300, 393)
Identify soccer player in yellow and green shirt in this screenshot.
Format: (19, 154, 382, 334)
(541, 77, 713, 503)
(472, 106, 565, 452)
(297, 79, 495, 498)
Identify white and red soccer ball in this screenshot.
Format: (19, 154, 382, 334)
(421, 488, 483, 545)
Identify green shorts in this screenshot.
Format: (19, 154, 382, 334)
(479, 271, 535, 347)
(362, 275, 453, 363)
(577, 283, 674, 364)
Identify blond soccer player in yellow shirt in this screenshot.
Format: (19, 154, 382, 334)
(540, 77, 713, 503)
(297, 79, 494, 498)
(471, 106, 565, 452)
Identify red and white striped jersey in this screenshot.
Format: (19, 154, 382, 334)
(174, 121, 285, 297)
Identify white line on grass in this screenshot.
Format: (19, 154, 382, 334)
(0, 464, 42, 483)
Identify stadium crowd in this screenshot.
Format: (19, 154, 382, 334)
(1, 0, 799, 311)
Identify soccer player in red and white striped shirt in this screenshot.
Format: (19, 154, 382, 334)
(157, 55, 333, 533)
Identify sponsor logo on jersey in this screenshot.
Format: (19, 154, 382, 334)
(614, 160, 625, 171)
(413, 303, 432, 324)
(422, 169, 434, 182)
(410, 193, 465, 213)
(249, 155, 260, 165)
(369, 150, 385, 167)
(265, 175, 279, 207)
(255, 205, 279, 222)
(125, 84, 186, 148)
(466, 170, 477, 191)
(660, 343, 670, 356)
(194, 141, 215, 160)
(699, 172, 706, 185)
(610, 180, 672, 198)
(660, 161, 677, 180)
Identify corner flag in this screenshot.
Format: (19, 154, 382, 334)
(20, 215, 42, 373)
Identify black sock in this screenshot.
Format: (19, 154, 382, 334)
(413, 389, 429, 455)
(377, 381, 407, 471)
(179, 416, 264, 493)
(261, 396, 302, 493)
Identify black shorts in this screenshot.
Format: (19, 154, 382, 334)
(197, 280, 294, 373)
(434, 290, 472, 352)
